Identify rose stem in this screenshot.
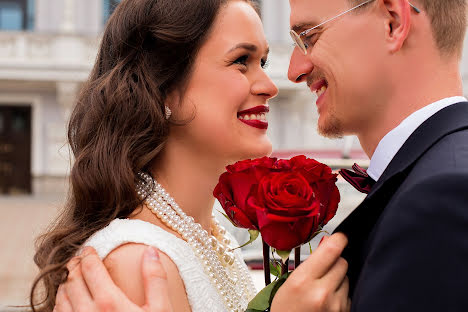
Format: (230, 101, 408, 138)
(263, 240, 271, 285)
(294, 247, 301, 269)
(281, 258, 289, 276)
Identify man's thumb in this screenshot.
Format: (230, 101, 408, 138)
(142, 246, 173, 312)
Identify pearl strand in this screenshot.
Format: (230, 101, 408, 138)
(136, 172, 256, 312)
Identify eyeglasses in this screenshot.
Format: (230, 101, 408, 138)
(290, 0, 421, 55)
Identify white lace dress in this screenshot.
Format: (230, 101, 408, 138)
(83, 218, 256, 312)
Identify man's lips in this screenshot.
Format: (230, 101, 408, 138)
(308, 79, 328, 109)
(308, 79, 327, 93)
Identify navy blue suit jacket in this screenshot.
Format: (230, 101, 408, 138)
(334, 102, 468, 311)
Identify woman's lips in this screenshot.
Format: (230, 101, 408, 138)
(237, 105, 269, 130)
(237, 105, 269, 116)
(239, 119, 268, 130)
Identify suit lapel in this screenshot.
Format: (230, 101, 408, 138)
(374, 101, 468, 195)
(335, 101, 468, 236)
(333, 102, 468, 292)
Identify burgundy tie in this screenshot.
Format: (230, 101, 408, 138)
(339, 163, 376, 194)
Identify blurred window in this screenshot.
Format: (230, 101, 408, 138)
(0, 0, 34, 31)
(103, 0, 121, 24)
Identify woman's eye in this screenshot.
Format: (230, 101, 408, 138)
(233, 55, 249, 66)
(261, 59, 269, 69)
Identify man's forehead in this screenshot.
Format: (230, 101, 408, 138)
(289, 0, 346, 30)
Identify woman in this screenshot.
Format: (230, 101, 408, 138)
(31, 0, 350, 311)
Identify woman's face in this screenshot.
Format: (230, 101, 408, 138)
(169, 0, 278, 166)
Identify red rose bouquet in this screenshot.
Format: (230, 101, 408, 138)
(214, 156, 340, 311)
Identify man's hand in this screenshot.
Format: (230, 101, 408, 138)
(54, 246, 173, 312)
(271, 233, 351, 312)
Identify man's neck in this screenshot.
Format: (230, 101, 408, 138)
(358, 59, 463, 159)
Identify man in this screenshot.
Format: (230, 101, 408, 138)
(288, 0, 468, 311)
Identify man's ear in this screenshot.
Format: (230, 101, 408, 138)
(378, 0, 412, 53)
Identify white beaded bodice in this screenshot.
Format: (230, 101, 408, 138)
(83, 218, 256, 312)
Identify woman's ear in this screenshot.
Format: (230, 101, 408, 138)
(164, 89, 181, 120)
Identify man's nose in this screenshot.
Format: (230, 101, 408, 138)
(288, 48, 313, 83)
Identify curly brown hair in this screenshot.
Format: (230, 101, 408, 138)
(29, 0, 259, 311)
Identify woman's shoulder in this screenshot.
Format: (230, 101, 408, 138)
(83, 218, 228, 312)
(84, 218, 189, 259)
(103, 242, 190, 310)
(84, 219, 192, 310)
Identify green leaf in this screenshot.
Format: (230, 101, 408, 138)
(247, 272, 292, 311)
(247, 279, 279, 310)
(231, 230, 260, 251)
(276, 249, 292, 264)
(269, 260, 281, 278)
(217, 210, 238, 227)
(268, 272, 291, 305)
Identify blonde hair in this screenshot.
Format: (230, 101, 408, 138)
(419, 0, 467, 56)
(351, 0, 467, 57)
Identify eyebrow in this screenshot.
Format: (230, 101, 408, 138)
(228, 43, 270, 55)
(291, 21, 320, 34)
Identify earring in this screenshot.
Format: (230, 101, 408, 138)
(165, 106, 172, 120)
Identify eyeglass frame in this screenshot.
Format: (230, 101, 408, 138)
(290, 0, 421, 55)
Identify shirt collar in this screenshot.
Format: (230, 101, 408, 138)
(367, 96, 468, 181)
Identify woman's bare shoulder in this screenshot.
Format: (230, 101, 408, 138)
(103, 243, 191, 311)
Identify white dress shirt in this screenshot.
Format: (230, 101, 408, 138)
(367, 96, 468, 181)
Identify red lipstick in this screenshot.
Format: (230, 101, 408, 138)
(237, 105, 269, 130)
(237, 105, 269, 116)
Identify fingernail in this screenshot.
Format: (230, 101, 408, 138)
(145, 246, 159, 261)
(319, 236, 328, 246)
(80, 246, 93, 256)
(67, 256, 81, 271)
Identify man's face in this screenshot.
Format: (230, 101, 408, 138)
(288, 0, 389, 138)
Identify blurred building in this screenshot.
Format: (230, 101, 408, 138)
(0, 0, 467, 194)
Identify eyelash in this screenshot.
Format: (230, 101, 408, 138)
(303, 33, 319, 49)
(233, 55, 269, 69)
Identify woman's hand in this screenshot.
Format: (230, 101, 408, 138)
(53, 246, 173, 312)
(271, 233, 351, 312)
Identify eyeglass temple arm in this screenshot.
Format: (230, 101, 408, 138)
(409, 3, 421, 13)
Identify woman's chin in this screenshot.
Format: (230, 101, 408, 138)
(220, 140, 272, 167)
(242, 141, 273, 160)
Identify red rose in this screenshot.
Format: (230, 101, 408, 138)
(248, 172, 323, 250)
(214, 157, 276, 230)
(226, 156, 277, 173)
(214, 156, 340, 250)
(288, 155, 340, 224)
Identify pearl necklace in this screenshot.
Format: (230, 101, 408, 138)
(136, 172, 256, 312)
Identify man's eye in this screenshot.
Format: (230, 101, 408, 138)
(304, 33, 319, 49)
(233, 55, 249, 66)
(261, 58, 269, 69)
